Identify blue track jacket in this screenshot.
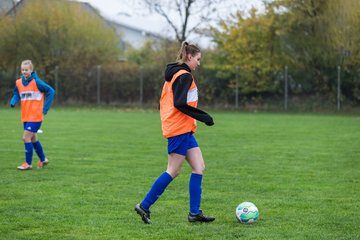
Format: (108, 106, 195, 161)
(10, 71, 56, 115)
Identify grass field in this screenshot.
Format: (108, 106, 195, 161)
(0, 108, 359, 240)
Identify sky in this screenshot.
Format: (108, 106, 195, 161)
(77, 0, 264, 47)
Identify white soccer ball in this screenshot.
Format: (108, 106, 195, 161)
(235, 202, 259, 224)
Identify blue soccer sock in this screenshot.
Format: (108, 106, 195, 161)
(32, 141, 45, 161)
(141, 172, 173, 210)
(24, 142, 33, 165)
(189, 173, 203, 214)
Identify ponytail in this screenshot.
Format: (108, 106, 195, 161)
(176, 41, 200, 64)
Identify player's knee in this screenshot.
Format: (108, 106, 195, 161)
(23, 132, 33, 142)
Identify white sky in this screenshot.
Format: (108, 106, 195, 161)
(77, 0, 264, 46)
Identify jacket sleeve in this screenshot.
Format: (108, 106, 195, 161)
(35, 79, 56, 114)
(172, 73, 214, 126)
(10, 86, 20, 107)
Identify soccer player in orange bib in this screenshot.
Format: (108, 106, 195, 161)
(10, 60, 55, 170)
(135, 42, 215, 224)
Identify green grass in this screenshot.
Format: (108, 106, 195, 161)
(0, 108, 359, 240)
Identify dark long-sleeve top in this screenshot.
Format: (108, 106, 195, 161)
(164, 63, 213, 126)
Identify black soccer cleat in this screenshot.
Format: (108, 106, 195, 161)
(135, 203, 152, 224)
(188, 210, 215, 223)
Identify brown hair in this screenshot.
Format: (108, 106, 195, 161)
(176, 41, 201, 64)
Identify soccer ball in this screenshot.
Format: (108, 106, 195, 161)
(235, 202, 259, 224)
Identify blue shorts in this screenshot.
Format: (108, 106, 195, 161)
(167, 132, 199, 156)
(23, 122, 42, 133)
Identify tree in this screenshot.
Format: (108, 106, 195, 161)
(212, 7, 283, 96)
(212, 0, 360, 103)
(0, 0, 120, 102)
(266, 0, 360, 96)
(137, 0, 222, 44)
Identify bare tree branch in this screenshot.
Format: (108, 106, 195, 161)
(141, 0, 222, 43)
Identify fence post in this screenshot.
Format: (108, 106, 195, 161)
(96, 65, 101, 105)
(139, 66, 143, 107)
(55, 65, 59, 105)
(284, 65, 288, 111)
(337, 65, 341, 111)
(235, 66, 239, 109)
